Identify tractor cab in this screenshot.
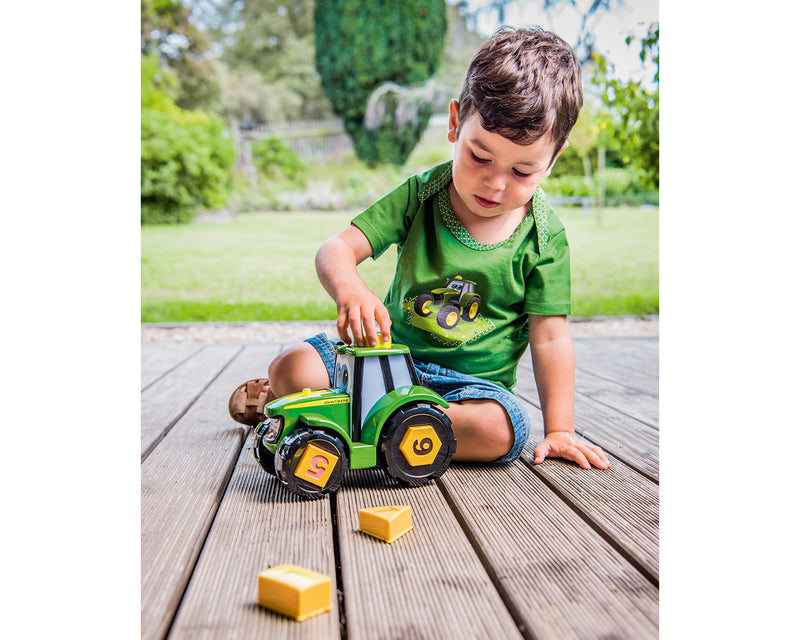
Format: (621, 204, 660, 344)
(331, 335, 418, 441)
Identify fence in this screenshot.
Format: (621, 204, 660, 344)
(234, 118, 353, 169)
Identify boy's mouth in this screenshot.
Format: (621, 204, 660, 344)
(474, 195, 500, 209)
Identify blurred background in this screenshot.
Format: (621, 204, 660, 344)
(141, 0, 659, 323)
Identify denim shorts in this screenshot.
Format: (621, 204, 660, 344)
(304, 333, 530, 463)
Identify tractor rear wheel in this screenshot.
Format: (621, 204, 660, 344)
(275, 429, 348, 499)
(379, 403, 456, 486)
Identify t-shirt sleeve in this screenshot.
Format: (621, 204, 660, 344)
(350, 176, 419, 259)
(523, 227, 572, 316)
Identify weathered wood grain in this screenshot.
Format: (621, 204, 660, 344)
(572, 337, 659, 393)
(516, 383, 659, 481)
(518, 357, 658, 428)
(141, 343, 243, 459)
(521, 450, 659, 584)
(141, 343, 207, 390)
(336, 468, 523, 640)
(141, 345, 279, 640)
(168, 440, 340, 639)
(438, 462, 659, 640)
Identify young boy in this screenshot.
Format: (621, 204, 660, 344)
(229, 27, 609, 470)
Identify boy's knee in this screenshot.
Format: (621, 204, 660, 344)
(268, 343, 329, 398)
(447, 400, 515, 462)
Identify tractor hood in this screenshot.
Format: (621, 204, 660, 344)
(266, 387, 350, 417)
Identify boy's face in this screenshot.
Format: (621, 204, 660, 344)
(447, 100, 566, 224)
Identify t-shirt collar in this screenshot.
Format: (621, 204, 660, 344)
(417, 160, 550, 253)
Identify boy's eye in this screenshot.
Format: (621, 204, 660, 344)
(513, 168, 533, 178)
(471, 152, 489, 164)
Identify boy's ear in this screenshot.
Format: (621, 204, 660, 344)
(545, 140, 570, 177)
(447, 100, 459, 143)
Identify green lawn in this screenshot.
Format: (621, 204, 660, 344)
(141, 206, 658, 322)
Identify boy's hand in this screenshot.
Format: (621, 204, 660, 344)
(316, 225, 392, 347)
(533, 431, 610, 470)
(334, 283, 391, 347)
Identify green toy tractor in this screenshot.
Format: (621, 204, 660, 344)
(413, 276, 481, 330)
(252, 336, 456, 499)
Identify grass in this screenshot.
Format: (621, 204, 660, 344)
(141, 206, 658, 323)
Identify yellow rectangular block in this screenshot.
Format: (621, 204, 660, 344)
(358, 505, 413, 543)
(257, 564, 332, 621)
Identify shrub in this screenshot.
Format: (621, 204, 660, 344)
(251, 137, 306, 185)
(141, 51, 235, 224)
(141, 109, 235, 224)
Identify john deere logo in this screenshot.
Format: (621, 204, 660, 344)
(294, 442, 339, 488)
(399, 425, 442, 466)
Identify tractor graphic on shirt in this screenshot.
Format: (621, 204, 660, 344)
(412, 276, 482, 330)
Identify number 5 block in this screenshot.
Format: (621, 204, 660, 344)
(358, 505, 413, 543)
(257, 564, 332, 621)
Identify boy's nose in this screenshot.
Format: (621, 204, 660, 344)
(483, 170, 506, 191)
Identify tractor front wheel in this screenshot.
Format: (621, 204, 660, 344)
(379, 404, 456, 486)
(275, 429, 349, 499)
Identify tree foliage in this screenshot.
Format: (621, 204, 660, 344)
(141, 0, 222, 112)
(314, 0, 447, 166)
(141, 52, 234, 224)
(590, 23, 659, 190)
(198, 0, 333, 122)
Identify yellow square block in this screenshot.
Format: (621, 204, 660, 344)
(358, 505, 413, 543)
(257, 564, 332, 621)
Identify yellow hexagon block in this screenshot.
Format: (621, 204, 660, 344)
(257, 564, 332, 621)
(398, 425, 441, 466)
(358, 505, 413, 543)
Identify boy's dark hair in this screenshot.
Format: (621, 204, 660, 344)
(457, 26, 583, 159)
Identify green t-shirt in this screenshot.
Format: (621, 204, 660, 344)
(352, 160, 571, 391)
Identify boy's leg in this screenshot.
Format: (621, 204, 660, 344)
(444, 399, 515, 462)
(413, 360, 530, 464)
(267, 342, 330, 399)
(229, 334, 333, 426)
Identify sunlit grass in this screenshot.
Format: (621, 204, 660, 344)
(141, 206, 657, 322)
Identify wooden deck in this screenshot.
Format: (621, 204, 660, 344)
(141, 333, 658, 639)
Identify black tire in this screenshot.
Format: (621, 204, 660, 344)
(413, 292, 434, 317)
(275, 429, 349, 499)
(436, 304, 461, 329)
(379, 403, 456, 486)
(252, 426, 277, 476)
(460, 294, 481, 322)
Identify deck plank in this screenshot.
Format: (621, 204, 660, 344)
(141, 344, 279, 640)
(168, 439, 340, 639)
(141, 343, 206, 390)
(520, 448, 659, 584)
(141, 344, 243, 459)
(572, 337, 659, 393)
(516, 381, 659, 481)
(437, 461, 659, 640)
(336, 468, 523, 640)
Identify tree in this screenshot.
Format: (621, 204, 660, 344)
(590, 23, 659, 190)
(314, 0, 447, 166)
(141, 0, 222, 112)
(199, 0, 333, 122)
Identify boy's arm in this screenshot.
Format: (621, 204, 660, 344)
(528, 314, 609, 470)
(315, 224, 392, 347)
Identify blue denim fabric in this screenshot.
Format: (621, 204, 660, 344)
(303, 333, 530, 463)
